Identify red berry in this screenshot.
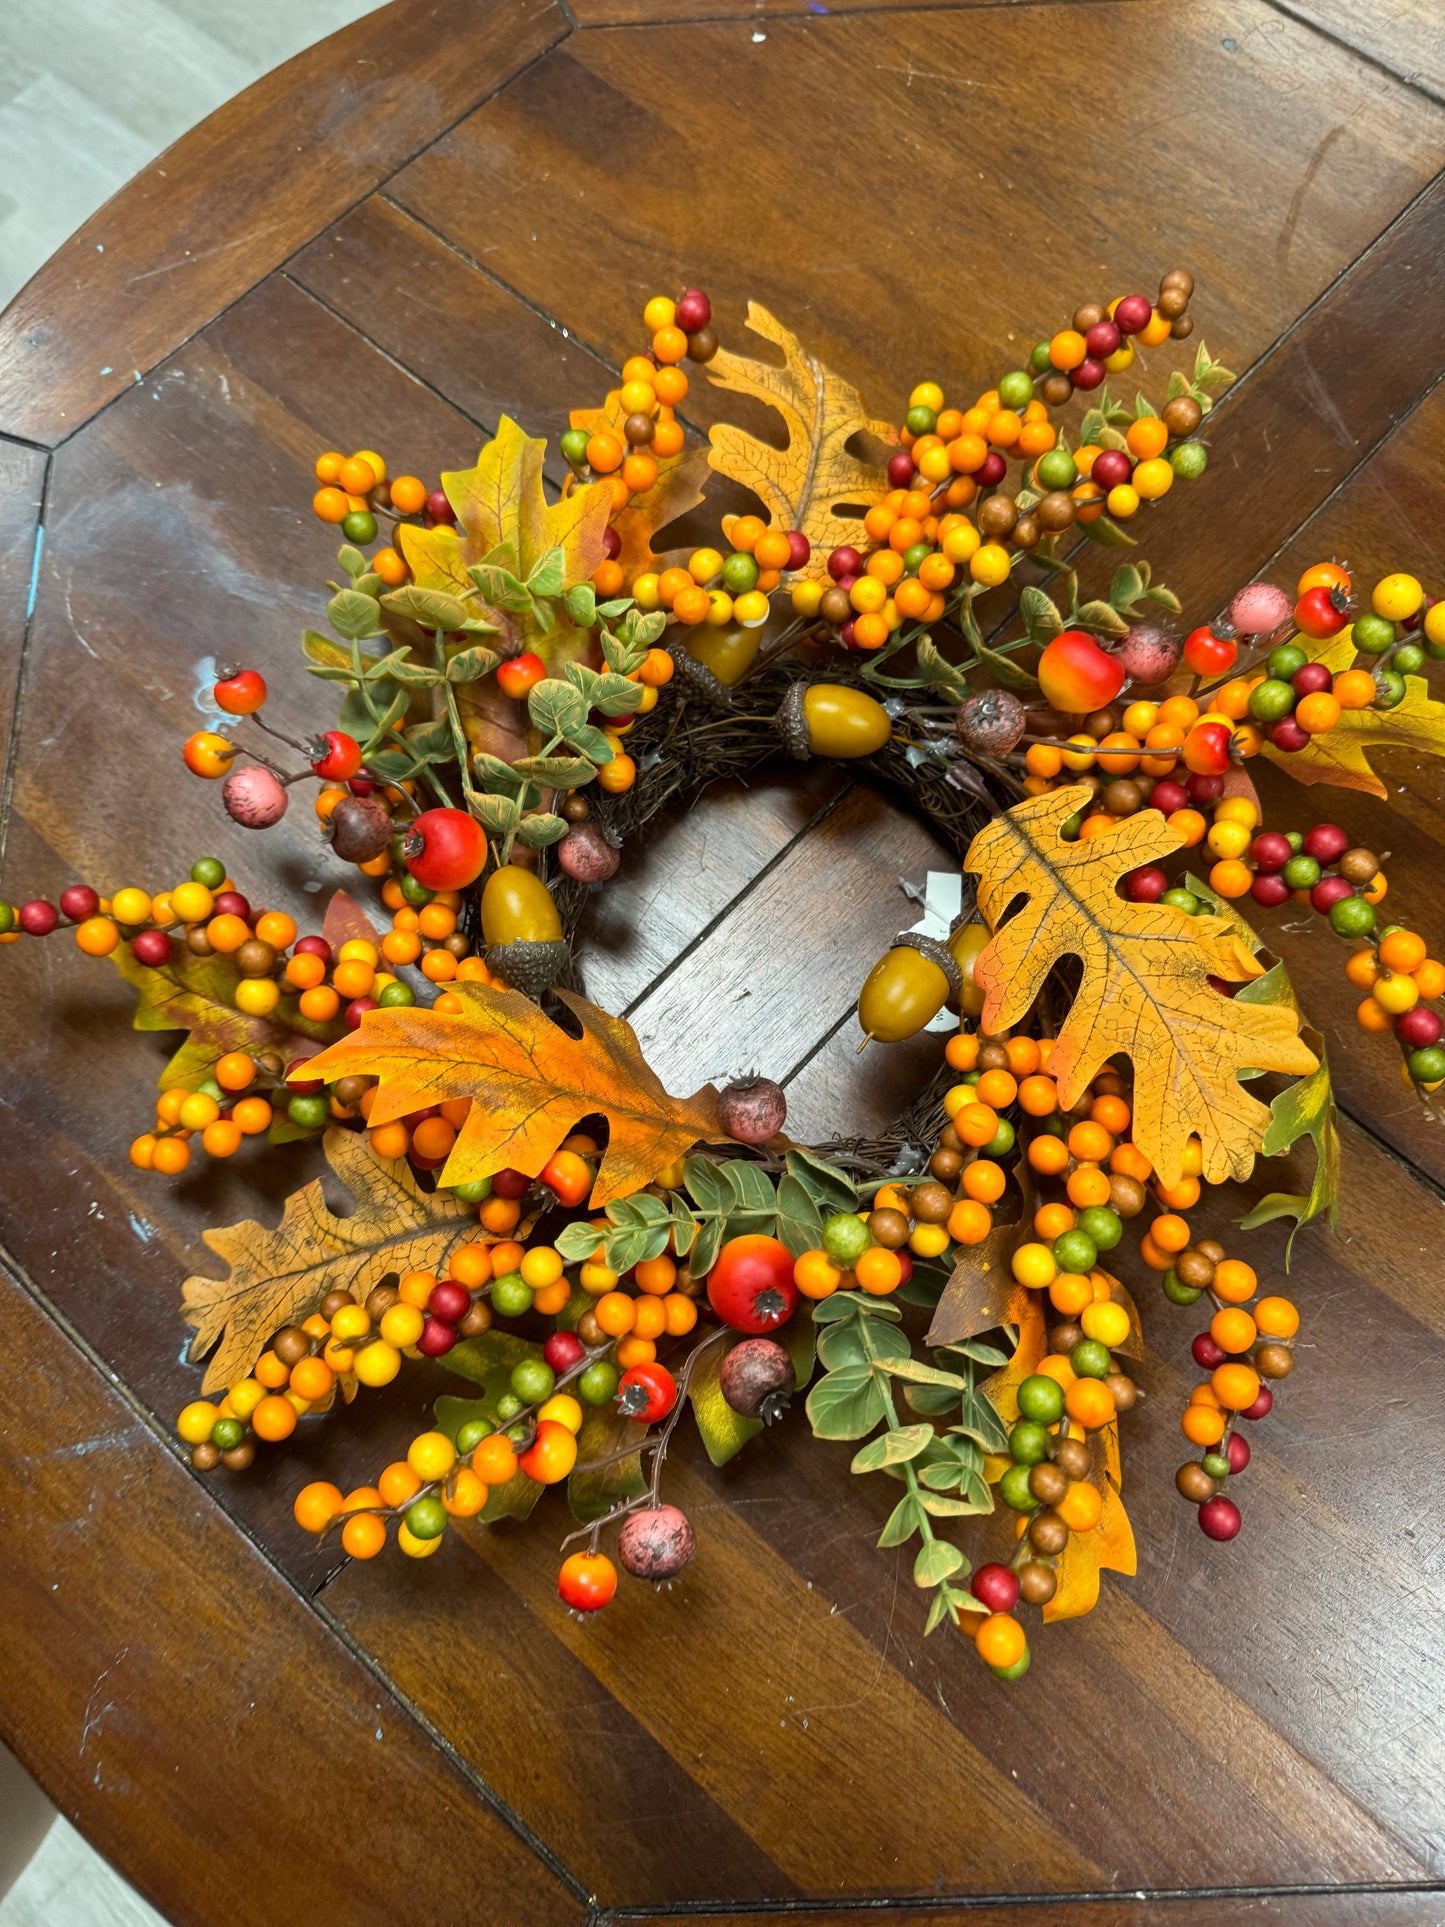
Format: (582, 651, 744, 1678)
(496, 653, 546, 701)
(309, 731, 362, 781)
(1114, 294, 1153, 335)
(558, 1550, 616, 1613)
(1249, 832, 1292, 873)
(344, 996, 377, 1029)
(293, 935, 331, 962)
(1182, 627, 1237, 677)
(491, 1167, 531, 1200)
(1192, 1333, 1227, 1369)
(1183, 721, 1231, 776)
(131, 929, 173, 967)
(616, 1362, 677, 1423)
(1310, 875, 1354, 915)
(839, 620, 858, 649)
(1302, 822, 1349, 864)
(674, 287, 711, 333)
(417, 1316, 457, 1357)
(1294, 585, 1348, 639)
(887, 451, 916, 487)
(348, 770, 378, 796)
(600, 525, 622, 561)
(404, 808, 487, 891)
(1085, 319, 1121, 359)
(1149, 779, 1188, 814)
(1241, 1387, 1273, 1421)
(785, 530, 811, 571)
(706, 1235, 799, 1333)
(213, 891, 251, 921)
(827, 546, 862, 582)
(1397, 1006, 1443, 1049)
(1091, 448, 1132, 490)
(1124, 865, 1168, 903)
(544, 1331, 586, 1374)
(428, 1280, 471, 1324)
(286, 1056, 326, 1097)
(1186, 770, 1224, 805)
(1070, 357, 1105, 390)
(1226, 1432, 1251, 1473)
(1270, 717, 1309, 753)
(1251, 874, 1291, 909)
(976, 450, 1007, 485)
(18, 900, 57, 936)
(59, 884, 99, 922)
(213, 668, 268, 715)
(1291, 661, 1333, 697)
(1198, 1495, 1241, 1541)
(425, 489, 456, 526)
(969, 1562, 1020, 1613)
(1038, 630, 1126, 716)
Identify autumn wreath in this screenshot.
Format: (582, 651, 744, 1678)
(11, 272, 1443, 1677)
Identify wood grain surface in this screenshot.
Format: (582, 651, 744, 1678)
(2, 0, 1445, 1920)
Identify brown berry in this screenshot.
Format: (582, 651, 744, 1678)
(1084, 707, 1119, 740)
(820, 586, 853, 625)
(623, 412, 656, 446)
(235, 938, 277, 978)
(1338, 847, 1379, 885)
(1157, 285, 1190, 320)
(868, 1207, 911, 1250)
(1036, 490, 1076, 532)
(1109, 1174, 1147, 1218)
(1017, 1560, 1058, 1606)
(334, 1074, 374, 1107)
(320, 1289, 356, 1319)
(576, 1309, 605, 1347)
(1029, 1510, 1069, 1556)
(1195, 1238, 1227, 1265)
(1174, 1247, 1217, 1290)
(1073, 302, 1105, 332)
(186, 926, 214, 956)
(929, 1147, 963, 1182)
(1161, 269, 1194, 296)
(978, 1041, 1011, 1071)
(1106, 1372, 1137, 1413)
(366, 1282, 400, 1320)
(1011, 513, 1041, 552)
(1255, 1342, 1295, 1380)
(1170, 315, 1194, 340)
(1162, 395, 1202, 438)
(1052, 1436, 1091, 1481)
(685, 325, 719, 364)
(1028, 1461, 1068, 1506)
(1041, 373, 1073, 408)
(191, 1441, 221, 1472)
(908, 1180, 954, 1225)
(221, 1440, 255, 1471)
(444, 932, 471, 958)
(1102, 779, 1142, 817)
(459, 1301, 493, 1338)
(938, 1123, 963, 1153)
(1050, 1322, 1086, 1356)
(1176, 1461, 1218, 1504)
(561, 793, 590, 823)
(978, 494, 1017, 540)
(673, 1263, 703, 1300)
(273, 1326, 310, 1367)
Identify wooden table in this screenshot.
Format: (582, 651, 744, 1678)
(1, 2, 1443, 1921)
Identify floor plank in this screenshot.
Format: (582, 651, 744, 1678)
(608, 1894, 1445, 1927)
(0, 441, 45, 820)
(1268, 0, 1444, 102)
(0, 0, 568, 445)
(0, 1267, 588, 1927)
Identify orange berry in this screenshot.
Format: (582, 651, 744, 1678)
(1033, 1202, 1076, 1241)
(378, 1461, 423, 1508)
(962, 1159, 1006, 1205)
(1210, 1308, 1257, 1354)
(293, 1480, 344, 1533)
(1254, 1295, 1299, 1338)
(1212, 1363, 1261, 1411)
(1067, 1120, 1113, 1164)
(1065, 1378, 1116, 1430)
(975, 1068, 1017, 1110)
(1212, 1258, 1257, 1304)
(1182, 1404, 1226, 1447)
(1027, 1135, 1071, 1177)
(1150, 1213, 1191, 1254)
(251, 1394, 297, 1443)
(947, 1199, 992, 1246)
(1066, 1165, 1112, 1209)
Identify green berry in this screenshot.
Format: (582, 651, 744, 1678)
(1008, 1419, 1050, 1465)
(0, 901, 13, 934)
(448, 1177, 493, 1204)
(342, 510, 377, 545)
(1392, 642, 1425, 675)
(902, 542, 932, 577)
(578, 1359, 620, 1406)
(1248, 678, 1296, 723)
(405, 1495, 448, 1541)
(1070, 1338, 1113, 1380)
(1169, 441, 1208, 480)
(378, 981, 415, 1008)
(1284, 831, 1304, 853)
(560, 428, 591, 468)
(1329, 895, 1375, 939)
(1201, 1452, 1231, 1479)
(456, 1417, 491, 1454)
(399, 873, 435, 907)
(1076, 1205, 1122, 1253)
(190, 857, 226, 888)
(1281, 854, 1321, 891)
(822, 1211, 871, 1266)
(510, 1358, 555, 1404)
(1265, 642, 1307, 681)
(1059, 809, 1085, 841)
(1350, 613, 1395, 654)
(1030, 340, 1053, 374)
(287, 1093, 330, 1131)
(210, 1416, 246, 1452)
(1017, 1373, 1065, 1425)
(721, 551, 760, 595)
(1052, 1229, 1098, 1276)
(997, 370, 1034, 411)
(998, 1462, 1039, 1512)
(495, 1392, 524, 1422)
(984, 1119, 1016, 1158)
(905, 403, 938, 437)
(1036, 448, 1078, 491)
(989, 1646, 1031, 1680)
(489, 1272, 535, 1318)
(1374, 669, 1407, 710)
(1408, 1045, 1445, 1085)
(1161, 888, 1201, 915)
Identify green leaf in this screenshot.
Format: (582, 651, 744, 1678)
(924, 1586, 960, 1633)
(404, 719, 453, 761)
(568, 723, 617, 765)
(973, 636, 1040, 694)
(683, 1156, 732, 1216)
(327, 588, 385, 640)
(381, 585, 472, 631)
(469, 564, 533, 615)
(775, 1173, 823, 1258)
(527, 678, 588, 739)
(471, 753, 528, 798)
(1144, 584, 1182, 614)
(1074, 598, 1130, 637)
(880, 1357, 969, 1390)
(473, 793, 522, 838)
(1166, 369, 1190, 401)
(555, 1220, 603, 1262)
(568, 1403, 648, 1523)
(1019, 585, 1063, 647)
(527, 545, 567, 599)
(1237, 1046, 1340, 1259)
(446, 645, 500, 684)
(1079, 514, 1136, 550)
(918, 1491, 990, 1517)
(1109, 563, 1145, 614)
(565, 583, 598, 629)
(850, 1423, 933, 1473)
(806, 1363, 889, 1440)
(1078, 407, 1106, 446)
(515, 812, 568, 849)
(510, 754, 597, 789)
(877, 1493, 924, 1548)
(944, 1339, 1010, 1368)
(783, 1148, 858, 1217)
(337, 544, 368, 579)
(902, 1381, 962, 1417)
(916, 633, 970, 705)
(914, 1540, 965, 1588)
(384, 658, 444, 689)
(590, 671, 647, 716)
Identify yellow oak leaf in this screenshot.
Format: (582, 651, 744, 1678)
(704, 302, 896, 578)
(181, 1128, 473, 1396)
(300, 984, 720, 1207)
(926, 1158, 1032, 1350)
(1261, 633, 1445, 799)
(966, 786, 1318, 1188)
(570, 389, 711, 578)
(395, 521, 474, 597)
(442, 413, 612, 587)
(980, 1291, 1047, 1431)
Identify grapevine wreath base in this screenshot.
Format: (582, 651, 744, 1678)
(9, 269, 1445, 1680)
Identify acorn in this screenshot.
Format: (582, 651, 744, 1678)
(682, 624, 760, 689)
(956, 688, 1026, 757)
(781, 683, 893, 760)
(716, 1076, 787, 1144)
(484, 938, 571, 1000)
(669, 643, 734, 708)
(327, 793, 393, 864)
(719, 1337, 795, 1422)
(557, 820, 621, 884)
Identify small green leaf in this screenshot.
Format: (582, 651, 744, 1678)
(446, 645, 500, 683)
(1075, 597, 1130, 636)
(528, 678, 588, 739)
(973, 637, 1040, 694)
(473, 794, 522, 838)
(1019, 585, 1063, 647)
(384, 658, 444, 689)
(775, 1173, 823, 1258)
(918, 1491, 990, 1517)
(510, 754, 597, 789)
(404, 719, 452, 760)
(1144, 584, 1182, 614)
(527, 545, 566, 599)
(327, 588, 385, 640)
(877, 1494, 924, 1548)
(783, 1148, 858, 1216)
(569, 723, 618, 765)
(565, 583, 598, 628)
(851, 1423, 934, 1473)
(337, 544, 368, 579)
(916, 633, 970, 705)
(380, 585, 473, 631)
(470, 564, 533, 615)
(590, 671, 647, 716)
(806, 1363, 888, 1440)
(515, 812, 568, 849)
(914, 1539, 965, 1588)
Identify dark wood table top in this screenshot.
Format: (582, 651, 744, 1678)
(2, 2, 1444, 1921)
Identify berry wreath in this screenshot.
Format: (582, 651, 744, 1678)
(10, 272, 1444, 1680)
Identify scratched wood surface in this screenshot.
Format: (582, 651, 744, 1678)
(0, 0, 1444, 1921)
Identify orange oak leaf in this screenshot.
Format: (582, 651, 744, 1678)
(704, 303, 896, 579)
(965, 785, 1318, 1188)
(1261, 632, 1445, 799)
(300, 984, 720, 1207)
(181, 1127, 473, 1396)
(570, 389, 711, 578)
(926, 1158, 1032, 1350)
(980, 1290, 1047, 1432)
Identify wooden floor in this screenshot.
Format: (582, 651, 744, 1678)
(1, 1, 1444, 1921)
